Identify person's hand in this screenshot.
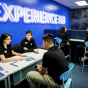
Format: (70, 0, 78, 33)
(67, 42, 69, 44)
(15, 58, 24, 61)
(34, 49, 39, 52)
(37, 65, 42, 69)
(84, 37, 86, 39)
(24, 47, 28, 50)
(35, 64, 42, 71)
(20, 54, 27, 57)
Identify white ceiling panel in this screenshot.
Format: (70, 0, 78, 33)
(53, 0, 88, 9)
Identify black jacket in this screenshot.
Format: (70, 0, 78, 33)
(57, 32, 69, 43)
(21, 38, 37, 53)
(85, 33, 88, 42)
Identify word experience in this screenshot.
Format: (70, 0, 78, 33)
(0, 2, 66, 24)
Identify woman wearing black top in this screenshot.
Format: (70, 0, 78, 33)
(0, 33, 27, 62)
(57, 26, 70, 56)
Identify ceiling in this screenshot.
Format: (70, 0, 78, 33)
(53, 0, 88, 9)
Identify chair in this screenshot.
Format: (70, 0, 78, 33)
(56, 37, 71, 62)
(59, 63, 74, 88)
(37, 45, 44, 49)
(50, 63, 74, 88)
(82, 41, 88, 72)
(56, 37, 62, 48)
(12, 44, 22, 53)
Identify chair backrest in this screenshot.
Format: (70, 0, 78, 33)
(56, 37, 62, 48)
(12, 44, 22, 53)
(60, 63, 74, 81)
(84, 41, 88, 53)
(85, 41, 88, 47)
(56, 37, 62, 44)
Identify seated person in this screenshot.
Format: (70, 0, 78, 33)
(21, 30, 39, 53)
(0, 33, 27, 62)
(26, 33, 68, 88)
(57, 26, 70, 56)
(77, 26, 88, 58)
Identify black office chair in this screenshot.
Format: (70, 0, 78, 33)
(12, 44, 22, 53)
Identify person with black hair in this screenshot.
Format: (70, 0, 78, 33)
(77, 26, 88, 58)
(26, 33, 68, 88)
(21, 30, 39, 53)
(0, 33, 27, 63)
(57, 26, 70, 56)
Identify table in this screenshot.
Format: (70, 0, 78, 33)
(55, 38, 84, 42)
(0, 49, 47, 88)
(0, 74, 9, 88)
(0, 64, 12, 88)
(70, 39, 85, 62)
(70, 39, 84, 42)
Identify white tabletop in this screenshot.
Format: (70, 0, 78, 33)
(0, 49, 47, 80)
(54, 38, 84, 42)
(70, 39, 84, 42)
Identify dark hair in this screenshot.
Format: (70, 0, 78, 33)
(41, 33, 54, 44)
(0, 33, 12, 56)
(60, 26, 66, 37)
(60, 26, 66, 33)
(0, 33, 12, 45)
(26, 30, 32, 35)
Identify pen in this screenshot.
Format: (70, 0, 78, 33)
(13, 65, 18, 67)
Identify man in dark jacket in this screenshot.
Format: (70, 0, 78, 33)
(26, 33, 68, 88)
(21, 30, 39, 53)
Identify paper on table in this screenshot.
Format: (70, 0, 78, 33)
(0, 72, 4, 78)
(13, 61, 24, 66)
(10, 57, 35, 67)
(10, 61, 24, 67)
(0, 66, 11, 77)
(24, 57, 35, 61)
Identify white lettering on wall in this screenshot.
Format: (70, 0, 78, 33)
(0, 2, 66, 24)
(0, 2, 2, 21)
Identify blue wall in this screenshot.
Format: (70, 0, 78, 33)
(0, 0, 71, 46)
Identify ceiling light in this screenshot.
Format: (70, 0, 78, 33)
(19, 0, 38, 4)
(75, 1, 88, 6)
(45, 5, 58, 11)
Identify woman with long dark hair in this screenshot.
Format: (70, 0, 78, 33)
(57, 26, 70, 56)
(0, 33, 27, 62)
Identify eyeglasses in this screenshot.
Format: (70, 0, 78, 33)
(5, 39, 12, 40)
(26, 35, 31, 36)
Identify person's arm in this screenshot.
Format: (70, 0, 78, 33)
(12, 50, 27, 57)
(33, 38, 37, 49)
(21, 40, 27, 53)
(21, 43, 34, 52)
(58, 34, 67, 43)
(0, 46, 24, 62)
(65, 32, 70, 42)
(85, 35, 88, 42)
(35, 53, 49, 75)
(0, 55, 24, 63)
(32, 38, 39, 52)
(24, 39, 39, 52)
(24, 48, 39, 52)
(35, 65, 48, 75)
(24, 49, 34, 52)
(57, 34, 63, 39)
(57, 34, 64, 43)
(21, 39, 36, 52)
